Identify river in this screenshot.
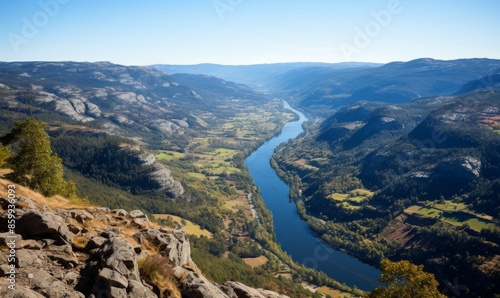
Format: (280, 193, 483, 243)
(245, 102, 381, 291)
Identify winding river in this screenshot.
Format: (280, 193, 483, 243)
(245, 102, 381, 291)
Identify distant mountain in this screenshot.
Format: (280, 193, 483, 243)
(150, 62, 380, 88)
(0, 61, 272, 198)
(152, 59, 500, 117)
(455, 71, 500, 94)
(273, 58, 500, 115)
(0, 61, 268, 135)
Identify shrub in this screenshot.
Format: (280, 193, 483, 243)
(138, 255, 180, 298)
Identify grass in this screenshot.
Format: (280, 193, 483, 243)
(0, 177, 93, 209)
(433, 201, 467, 212)
(347, 196, 368, 204)
(153, 214, 213, 238)
(405, 204, 497, 231)
(342, 202, 361, 210)
(138, 255, 181, 298)
(187, 172, 205, 180)
(348, 188, 374, 197)
(242, 255, 268, 268)
(441, 213, 497, 231)
(407, 206, 441, 217)
(156, 151, 185, 161)
(330, 193, 349, 201)
(330, 189, 374, 204)
(224, 199, 245, 210)
(317, 286, 354, 298)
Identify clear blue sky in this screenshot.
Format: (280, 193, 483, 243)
(1, 0, 499, 65)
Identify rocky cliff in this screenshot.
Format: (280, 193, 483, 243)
(0, 183, 288, 298)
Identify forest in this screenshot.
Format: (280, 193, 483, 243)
(272, 92, 500, 296)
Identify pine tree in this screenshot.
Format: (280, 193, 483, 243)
(6, 118, 76, 197)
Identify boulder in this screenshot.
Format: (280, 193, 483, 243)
(0, 282, 45, 298)
(257, 289, 290, 298)
(16, 250, 44, 268)
(69, 210, 94, 223)
(100, 227, 121, 238)
(28, 268, 85, 297)
(112, 209, 128, 217)
(174, 266, 230, 298)
(0, 232, 22, 246)
(16, 210, 73, 244)
(129, 210, 147, 219)
(224, 281, 266, 298)
(87, 236, 107, 250)
(137, 228, 191, 266)
(91, 237, 156, 298)
(222, 282, 290, 298)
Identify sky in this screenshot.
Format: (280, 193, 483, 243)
(0, 0, 499, 66)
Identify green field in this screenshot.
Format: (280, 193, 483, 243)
(153, 214, 213, 238)
(329, 193, 349, 201)
(433, 201, 467, 212)
(330, 189, 373, 208)
(187, 172, 206, 180)
(441, 213, 497, 231)
(406, 204, 497, 231)
(411, 206, 441, 217)
(348, 188, 374, 197)
(342, 202, 361, 210)
(347, 196, 368, 204)
(156, 151, 185, 161)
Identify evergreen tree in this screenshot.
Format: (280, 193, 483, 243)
(6, 118, 76, 197)
(366, 259, 445, 298)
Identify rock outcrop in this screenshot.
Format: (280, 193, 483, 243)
(0, 194, 288, 298)
(139, 153, 185, 198)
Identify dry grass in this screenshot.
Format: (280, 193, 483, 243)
(242, 255, 268, 268)
(73, 236, 89, 251)
(0, 177, 92, 209)
(317, 286, 354, 298)
(138, 255, 181, 298)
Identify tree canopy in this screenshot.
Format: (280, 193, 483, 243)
(4, 118, 76, 197)
(366, 259, 445, 298)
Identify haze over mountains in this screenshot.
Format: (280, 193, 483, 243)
(154, 58, 500, 115)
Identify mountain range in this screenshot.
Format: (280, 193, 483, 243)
(1, 58, 499, 297)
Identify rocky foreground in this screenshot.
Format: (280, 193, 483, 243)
(0, 193, 289, 298)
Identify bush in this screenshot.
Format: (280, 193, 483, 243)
(138, 255, 180, 298)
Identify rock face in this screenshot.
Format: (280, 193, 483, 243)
(0, 195, 289, 298)
(135, 228, 191, 267)
(139, 153, 185, 198)
(432, 157, 481, 181)
(91, 237, 156, 297)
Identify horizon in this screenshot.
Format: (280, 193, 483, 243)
(2, 56, 499, 68)
(1, 1, 500, 65)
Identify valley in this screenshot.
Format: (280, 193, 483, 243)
(0, 58, 499, 297)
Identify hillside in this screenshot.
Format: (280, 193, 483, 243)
(0, 61, 362, 297)
(0, 179, 290, 298)
(273, 90, 500, 297)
